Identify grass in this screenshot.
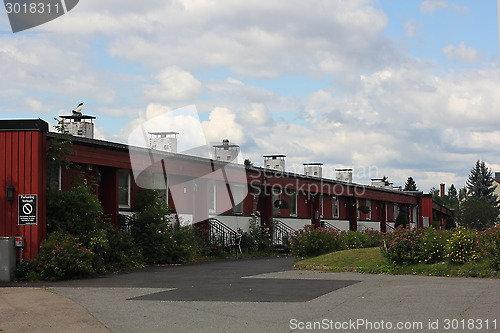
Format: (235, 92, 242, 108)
(294, 247, 500, 278)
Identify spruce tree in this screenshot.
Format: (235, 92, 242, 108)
(403, 177, 418, 191)
(466, 160, 498, 203)
(459, 160, 500, 230)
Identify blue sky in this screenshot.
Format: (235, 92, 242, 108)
(0, 0, 499, 191)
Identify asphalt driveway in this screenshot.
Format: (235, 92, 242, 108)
(4, 256, 500, 332)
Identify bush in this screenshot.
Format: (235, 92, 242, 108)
(46, 185, 104, 236)
(343, 231, 370, 249)
(290, 226, 344, 257)
(131, 190, 202, 264)
(445, 228, 480, 263)
(239, 216, 271, 253)
(476, 226, 500, 269)
(362, 229, 385, 248)
(383, 227, 446, 264)
(32, 232, 94, 281)
(395, 213, 409, 228)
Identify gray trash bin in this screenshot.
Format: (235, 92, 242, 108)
(0, 237, 16, 282)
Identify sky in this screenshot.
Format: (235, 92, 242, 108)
(0, 0, 499, 192)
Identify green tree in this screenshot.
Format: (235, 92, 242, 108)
(445, 184, 459, 211)
(403, 177, 418, 191)
(466, 160, 498, 203)
(459, 161, 500, 230)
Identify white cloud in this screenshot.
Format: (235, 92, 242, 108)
(420, 1, 468, 13)
(202, 107, 244, 145)
(443, 42, 482, 63)
(145, 67, 201, 101)
(24, 97, 44, 113)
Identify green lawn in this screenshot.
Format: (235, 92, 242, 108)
(294, 247, 499, 278)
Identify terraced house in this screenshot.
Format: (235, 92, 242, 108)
(0, 116, 453, 261)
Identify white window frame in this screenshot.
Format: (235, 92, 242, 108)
(232, 184, 244, 214)
(208, 181, 216, 213)
(320, 194, 324, 218)
(118, 169, 131, 208)
(289, 189, 297, 216)
(332, 196, 339, 218)
(366, 199, 371, 220)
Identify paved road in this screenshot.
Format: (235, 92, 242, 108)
(4, 257, 500, 332)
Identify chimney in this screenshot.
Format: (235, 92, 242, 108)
(303, 162, 323, 178)
(440, 183, 445, 197)
(213, 139, 240, 162)
(148, 131, 178, 153)
(263, 154, 286, 171)
(335, 168, 352, 183)
(371, 178, 384, 188)
(59, 114, 96, 139)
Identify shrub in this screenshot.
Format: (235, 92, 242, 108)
(240, 216, 271, 253)
(395, 213, 409, 228)
(445, 228, 480, 263)
(383, 227, 446, 264)
(343, 231, 370, 249)
(46, 185, 104, 236)
(102, 229, 144, 270)
(32, 232, 94, 281)
(131, 190, 202, 264)
(476, 225, 500, 270)
(362, 229, 385, 248)
(290, 225, 344, 257)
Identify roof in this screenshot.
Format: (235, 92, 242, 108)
(0, 119, 49, 132)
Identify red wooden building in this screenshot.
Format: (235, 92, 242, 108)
(0, 119, 453, 261)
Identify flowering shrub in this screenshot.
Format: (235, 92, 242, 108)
(476, 226, 500, 269)
(33, 232, 94, 281)
(343, 231, 370, 249)
(445, 228, 480, 263)
(240, 216, 272, 253)
(383, 227, 446, 264)
(290, 225, 343, 257)
(362, 230, 385, 248)
(343, 230, 385, 249)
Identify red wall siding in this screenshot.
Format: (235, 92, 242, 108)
(0, 130, 47, 261)
(338, 197, 350, 219)
(322, 195, 332, 218)
(371, 201, 380, 221)
(386, 203, 394, 221)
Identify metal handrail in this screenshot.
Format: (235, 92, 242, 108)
(272, 219, 295, 247)
(319, 220, 341, 231)
(208, 218, 237, 247)
(385, 223, 395, 232)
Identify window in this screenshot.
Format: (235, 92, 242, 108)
(366, 199, 371, 220)
(153, 172, 168, 203)
(232, 184, 244, 214)
(118, 169, 131, 208)
(289, 189, 297, 216)
(47, 163, 61, 190)
(320, 194, 324, 218)
(356, 199, 360, 219)
(332, 196, 339, 218)
(272, 187, 281, 215)
(393, 203, 400, 219)
(208, 181, 216, 213)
